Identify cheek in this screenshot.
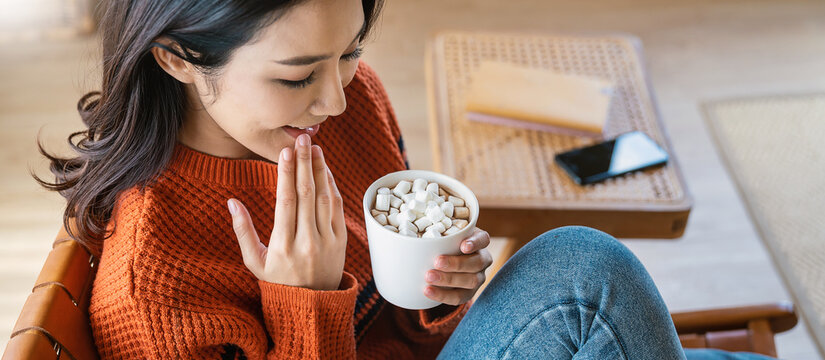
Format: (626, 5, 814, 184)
(206, 76, 311, 132)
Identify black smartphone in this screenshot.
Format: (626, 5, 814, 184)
(554, 131, 669, 185)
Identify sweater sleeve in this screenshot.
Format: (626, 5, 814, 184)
(100, 271, 360, 360)
(258, 271, 360, 359)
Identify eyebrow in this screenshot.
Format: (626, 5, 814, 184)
(273, 21, 367, 66)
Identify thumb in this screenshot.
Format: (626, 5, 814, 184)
(228, 199, 266, 273)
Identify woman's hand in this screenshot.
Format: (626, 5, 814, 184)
(227, 134, 348, 291)
(424, 228, 493, 305)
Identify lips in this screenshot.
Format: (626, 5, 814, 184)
(283, 123, 321, 138)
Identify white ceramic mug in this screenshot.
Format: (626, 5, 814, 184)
(362, 170, 480, 309)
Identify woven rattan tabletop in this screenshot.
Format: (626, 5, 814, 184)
(425, 31, 692, 239)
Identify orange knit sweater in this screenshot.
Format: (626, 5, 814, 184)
(88, 62, 470, 359)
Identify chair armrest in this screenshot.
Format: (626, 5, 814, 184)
(671, 302, 797, 335)
(2, 221, 100, 360)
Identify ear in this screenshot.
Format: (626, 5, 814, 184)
(150, 38, 197, 84)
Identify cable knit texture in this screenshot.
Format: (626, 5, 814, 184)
(88, 62, 470, 359)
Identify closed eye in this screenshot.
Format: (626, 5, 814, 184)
(277, 72, 316, 89)
(276, 47, 363, 89)
(341, 47, 363, 61)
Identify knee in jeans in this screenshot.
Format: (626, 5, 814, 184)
(521, 226, 636, 268)
(535, 226, 616, 248)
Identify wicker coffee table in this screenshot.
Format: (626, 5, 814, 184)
(425, 31, 692, 274)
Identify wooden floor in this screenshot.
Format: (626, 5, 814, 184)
(2, 0, 824, 357)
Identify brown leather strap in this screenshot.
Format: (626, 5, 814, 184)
(34, 240, 96, 308)
(10, 283, 98, 360)
(2, 329, 59, 360)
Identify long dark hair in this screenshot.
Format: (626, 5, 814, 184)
(33, 0, 384, 252)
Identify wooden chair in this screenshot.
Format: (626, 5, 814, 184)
(673, 302, 798, 357)
(3, 227, 798, 359)
(3, 226, 99, 360)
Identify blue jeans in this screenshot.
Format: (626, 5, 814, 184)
(437, 226, 776, 360)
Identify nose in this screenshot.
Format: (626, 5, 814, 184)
(309, 68, 347, 117)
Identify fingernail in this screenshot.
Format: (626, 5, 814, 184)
(227, 199, 238, 216)
(281, 147, 291, 161)
(426, 271, 439, 282)
(436, 257, 447, 269)
(425, 287, 434, 296)
(298, 133, 310, 146)
(462, 241, 473, 253)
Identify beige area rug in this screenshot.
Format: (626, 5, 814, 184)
(704, 94, 825, 354)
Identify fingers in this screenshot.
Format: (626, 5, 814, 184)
(294, 134, 317, 234)
(228, 199, 266, 274)
(434, 249, 493, 273)
(424, 286, 475, 306)
(460, 228, 491, 254)
(311, 145, 334, 239)
(426, 269, 486, 290)
(273, 147, 297, 242)
(326, 167, 346, 238)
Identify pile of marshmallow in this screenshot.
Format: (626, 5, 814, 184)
(370, 178, 470, 238)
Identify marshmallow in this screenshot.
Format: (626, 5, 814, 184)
(376, 194, 391, 211)
(454, 206, 470, 219)
(425, 222, 446, 234)
(399, 228, 418, 237)
(426, 204, 445, 222)
(389, 207, 399, 215)
(378, 187, 391, 195)
(374, 213, 388, 226)
(438, 188, 447, 197)
(408, 199, 426, 213)
(412, 178, 428, 192)
(415, 190, 430, 203)
(399, 221, 417, 234)
(389, 195, 403, 209)
(444, 226, 461, 235)
(387, 213, 400, 227)
(392, 180, 412, 198)
(448, 196, 465, 207)
(371, 209, 387, 217)
(435, 196, 445, 205)
(414, 217, 433, 232)
(399, 203, 409, 212)
(426, 183, 439, 196)
(402, 193, 415, 203)
(440, 217, 452, 229)
(422, 230, 439, 238)
(397, 209, 416, 224)
(440, 202, 454, 218)
(383, 224, 398, 232)
(453, 219, 469, 229)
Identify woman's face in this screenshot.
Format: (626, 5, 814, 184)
(182, 0, 365, 162)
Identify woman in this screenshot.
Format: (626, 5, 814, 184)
(35, 0, 776, 359)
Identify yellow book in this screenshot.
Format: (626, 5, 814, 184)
(465, 61, 614, 136)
